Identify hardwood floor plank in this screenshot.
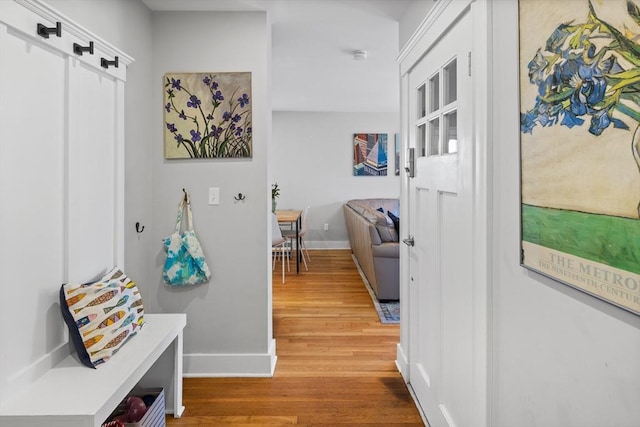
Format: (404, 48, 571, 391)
(167, 249, 424, 426)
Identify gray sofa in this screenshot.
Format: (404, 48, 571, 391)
(343, 199, 399, 301)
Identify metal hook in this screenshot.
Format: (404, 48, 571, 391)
(182, 188, 188, 202)
(135, 222, 145, 233)
(234, 193, 246, 201)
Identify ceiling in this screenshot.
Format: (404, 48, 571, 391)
(142, 0, 417, 112)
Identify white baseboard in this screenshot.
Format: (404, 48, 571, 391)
(183, 338, 277, 377)
(396, 342, 409, 382)
(306, 240, 350, 249)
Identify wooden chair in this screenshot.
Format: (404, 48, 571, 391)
(282, 206, 310, 271)
(272, 213, 289, 283)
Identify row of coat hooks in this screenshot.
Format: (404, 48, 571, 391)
(134, 187, 247, 234)
(36, 21, 118, 69)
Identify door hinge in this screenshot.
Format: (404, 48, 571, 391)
(468, 51, 471, 76)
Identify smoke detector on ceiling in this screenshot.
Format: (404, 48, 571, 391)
(352, 50, 368, 61)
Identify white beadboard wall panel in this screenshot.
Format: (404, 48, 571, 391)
(0, 0, 132, 405)
(0, 22, 67, 399)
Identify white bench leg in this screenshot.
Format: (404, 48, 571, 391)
(173, 330, 185, 418)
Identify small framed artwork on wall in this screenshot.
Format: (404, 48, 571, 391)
(394, 133, 400, 176)
(353, 133, 388, 176)
(164, 72, 252, 159)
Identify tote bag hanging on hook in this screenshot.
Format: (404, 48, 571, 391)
(162, 191, 211, 286)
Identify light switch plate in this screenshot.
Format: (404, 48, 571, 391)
(208, 187, 220, 205)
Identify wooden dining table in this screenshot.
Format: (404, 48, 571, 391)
(275, 209, 302, 273)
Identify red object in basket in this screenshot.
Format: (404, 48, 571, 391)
(101, 420, 124, 427)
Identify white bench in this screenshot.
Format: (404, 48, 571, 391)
(0, 313, 186, 427)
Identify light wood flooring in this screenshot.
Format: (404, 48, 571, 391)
(166, 249, 424, 426)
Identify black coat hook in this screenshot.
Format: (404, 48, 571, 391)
(234, 193, 246, 201)
(37, 22, 61, 39)
(73, 41, 94, 56)
(101, 56, 119, 69)
(135, 222, 145, 233)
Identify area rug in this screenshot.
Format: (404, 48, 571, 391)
(352, 255, 400, 324)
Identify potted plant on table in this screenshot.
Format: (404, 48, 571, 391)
(271, 183, 280, 213)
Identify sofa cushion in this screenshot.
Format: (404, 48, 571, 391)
(347, 199, 399, 243)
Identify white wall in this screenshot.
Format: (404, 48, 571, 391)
(272, 111, 400, 248)
(149, 11, 274, 375)
(490, 2, 640, 426)
(47, 0, 154, 299)
(399, 0, 434, 49)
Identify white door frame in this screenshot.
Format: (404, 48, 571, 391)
(396, 0, 492, 425)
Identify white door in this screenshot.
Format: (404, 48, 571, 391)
(406, 10, 476, 427)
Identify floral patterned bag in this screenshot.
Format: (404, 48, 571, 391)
(162, 191, 211, 286)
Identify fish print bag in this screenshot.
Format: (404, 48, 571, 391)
(162, 191, 211, 286)
(59, 267, 145, 368)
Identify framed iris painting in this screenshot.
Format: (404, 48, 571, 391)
(519, 0, 640, 315)
(164, 72, 252, 159)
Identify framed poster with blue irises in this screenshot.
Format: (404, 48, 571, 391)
(164, 72, 252, 158)
(519, 0, 640, 315)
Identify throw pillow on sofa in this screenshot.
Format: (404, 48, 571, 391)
(59, 267, 145, 368)
(387, 211, 400, 234)
(374, 207, 398, 242)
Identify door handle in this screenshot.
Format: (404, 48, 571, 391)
(403, 236, 414, 247)
(404, 147, 415, 178)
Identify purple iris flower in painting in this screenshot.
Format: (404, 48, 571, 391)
(238, 94, 250, 108)
(560, 110, 584, 129)
(222, 111, 232, 122)
(521, 46, 610, 134)
(234, 127, 243, 137)
(165, 103, 171, 113)
(210, 125, 223, 139)
(213, 91, 224, 102)
(568, 64, 606, 116)
(174, 133, 184, 143)
(179, 110, 187, 120)
(187, 95, 201, 109)
(589, 110, 613, 136)
(232, 114, 242, 123)
(203, 76, 210, 86)
(170, 78, 181, 90)
(190, 130, 201, 143)
(520, 111, 537, 134)
(166, 123, 177, 133)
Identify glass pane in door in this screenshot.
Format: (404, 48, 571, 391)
(417, 123, 426, 157)
(418, 84, 426, 119)
(429, 74, 439, 113)
(428, 118, 440, 156)
(443, 111, 457, 154)
(444, 60, 457, 104)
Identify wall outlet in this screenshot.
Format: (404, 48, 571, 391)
(324, 223, 329, 231)
(208, 187, 220, 205)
